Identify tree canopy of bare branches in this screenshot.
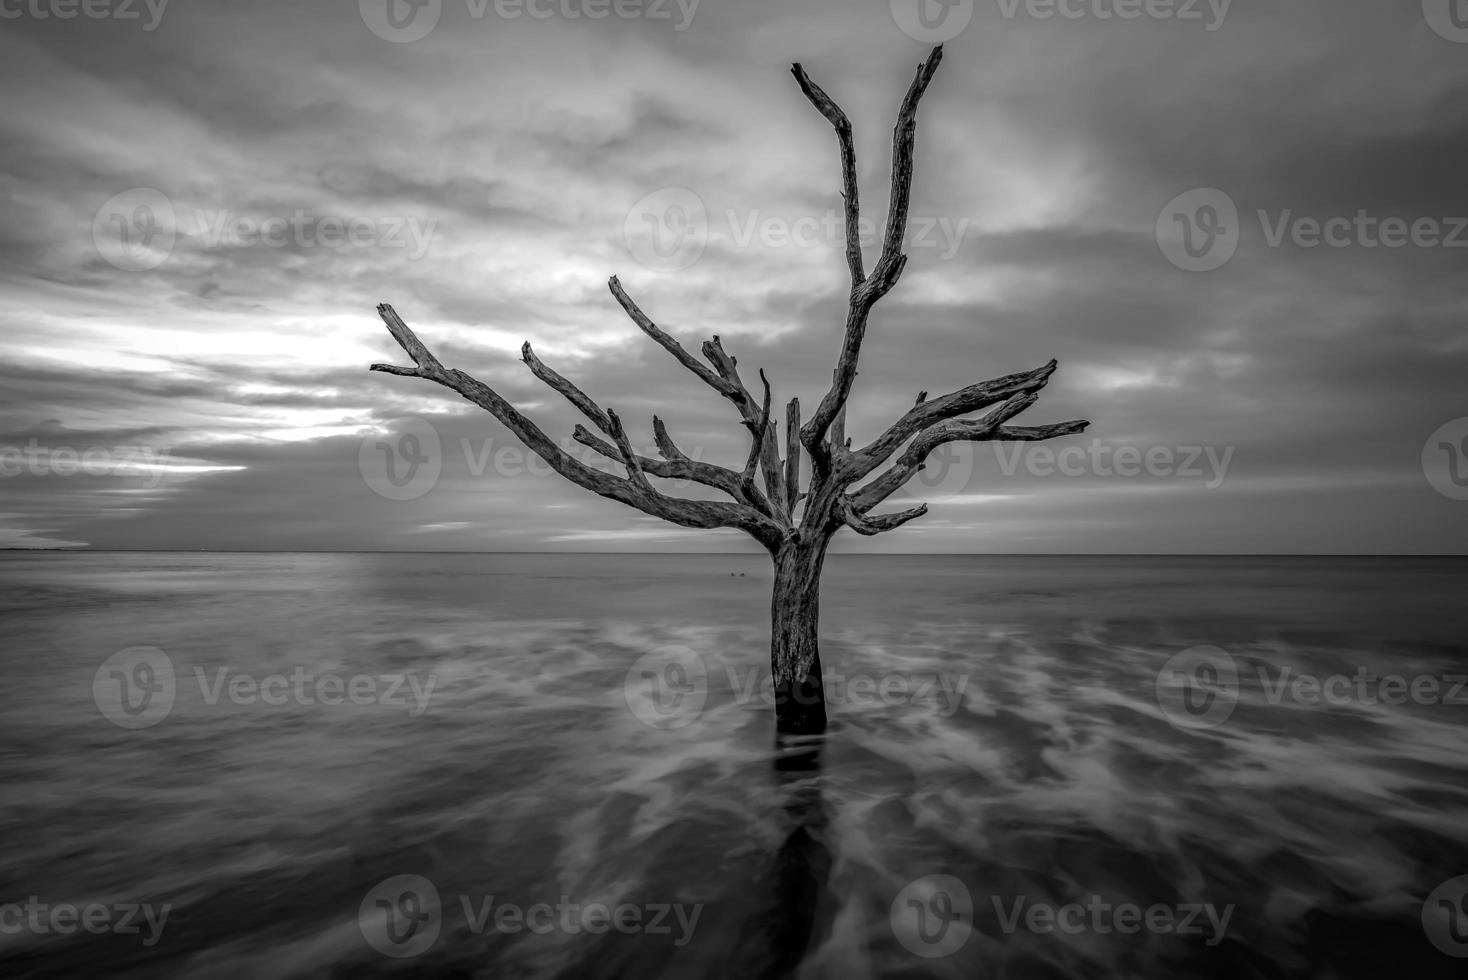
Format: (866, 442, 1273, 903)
(370, 45, 1089, 734)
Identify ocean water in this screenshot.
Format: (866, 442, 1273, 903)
(0, 552, 1466, 978)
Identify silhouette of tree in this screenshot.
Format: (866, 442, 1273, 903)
(370, 45, 1088, 734)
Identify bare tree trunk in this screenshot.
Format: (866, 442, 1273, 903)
(770, 537, 830, 736)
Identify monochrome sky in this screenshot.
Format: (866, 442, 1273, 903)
(2, 0, 1466, 552)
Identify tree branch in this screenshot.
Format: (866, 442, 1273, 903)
(371, 304, 785, 547)
(790, 60, 864, 286)
(652, 415, 691, 464)
(850, 388, 1090, 513)
(830, 402, 852, 457)
(740, 370, 774, 508)
(704, 340, 787, 518)
(521, 342, 613, 435)
(838, 498, 928, 535)
(573, 422, 771, 515)
(784, 397, 802, 511)
(797, 45, 945, 465)
(990, 420, 1091, 441)
(606, 408, 650, 490)
(869, 46, 945, 303)
(370, 303, 445, 378)
(609, 276, 734, 396)
(610, 276, 788, 521)
(851, 359, 1059, 480)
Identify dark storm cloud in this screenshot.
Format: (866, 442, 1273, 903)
(1, 0, 1465, 551)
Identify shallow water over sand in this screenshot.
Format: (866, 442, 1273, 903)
(1, 553, 1466, 978)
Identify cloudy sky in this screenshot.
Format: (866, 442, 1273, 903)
(1, 0, 1466, 552)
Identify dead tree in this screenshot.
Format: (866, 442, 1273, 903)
(369, 45, 1089, 736)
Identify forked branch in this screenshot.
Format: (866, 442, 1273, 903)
(572, 423, 770, 515)
(370, 45, 1091, 554)
(848, 390, 1090, 514)
(796, 45, 945, 462)
(610, 275, 787, 517)
(849, 360, 1062, 481)
(370, 304, 786, 547)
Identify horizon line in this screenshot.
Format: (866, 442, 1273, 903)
(2, 549, 1464, 558)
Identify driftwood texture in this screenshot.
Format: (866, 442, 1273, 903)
(370, 44, 1089, 735)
